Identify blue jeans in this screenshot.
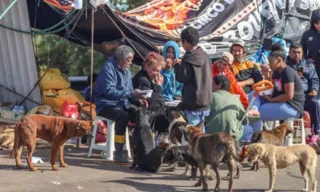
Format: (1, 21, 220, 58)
(184, 109, 210, 133)
(248, 91, 300, 121)
(240, 120, 263, 142)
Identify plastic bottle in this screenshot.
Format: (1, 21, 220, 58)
(12, 105, 19, 119)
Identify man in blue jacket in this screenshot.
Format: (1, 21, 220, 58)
(287, 42, 320, 137)
(93, 45, 147, 165)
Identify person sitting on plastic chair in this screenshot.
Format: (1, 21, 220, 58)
(248, 44, 305, 125)
(286, 42, 320, 140)
(93, 45, 148, 165)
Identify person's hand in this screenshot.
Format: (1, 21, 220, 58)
(173, 59, 182, 65)
(166, 58, 173, 69)
(308, 58, 315, 63)
(154, 74, 164, 85)
(260, 64, 271, 73)
(261, 94, 272, 102)
(309, 89, 318, 97)
(248, 109, 260, 116)
(133, 89, 146, 99)
(174, 96, 181, 100)
(140, 99, 149, 108)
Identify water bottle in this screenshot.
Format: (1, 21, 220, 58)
(17, 106, 25, 120)
(12, 105, 19, 119)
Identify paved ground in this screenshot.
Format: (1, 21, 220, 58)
(0, 145, 319, 192)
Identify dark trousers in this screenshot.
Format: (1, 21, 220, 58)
(98, 106, 137, 136)
(154, 107, 170, 133)
(304, 97, 320, 135)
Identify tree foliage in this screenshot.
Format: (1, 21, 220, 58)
(34, 0, 148, 77)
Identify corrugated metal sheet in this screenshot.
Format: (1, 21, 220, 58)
(0, 0, 41, 111)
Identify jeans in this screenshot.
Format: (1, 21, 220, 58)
(248, 91, 300, 121)
(305, 97, 320, 134)
(184, 109, 210, 133)
(240, 120, 263, 142)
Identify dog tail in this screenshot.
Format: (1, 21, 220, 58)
(226, 139, 245, 162)
(11, 122, 21, 157)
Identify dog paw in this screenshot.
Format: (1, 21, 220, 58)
(202, 186, 208, 191)
(60, 163, 68, 168)
(52, 166, 59, 171)
(16, 164, 23, 169)
(214, 187, 220, 192)
(233, 174, 240, 179)
(264, 190, 272, 192)
(29, 167, 37, 171)
(206, 175, 214, 180)
(194, 181, 201, 187)
(301, 188, 308, 192)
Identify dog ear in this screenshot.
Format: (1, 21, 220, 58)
(195, 120, 204, 129)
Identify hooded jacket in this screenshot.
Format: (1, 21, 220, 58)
(174, 47, 212, 111)
(300, 9, 320, 74)
(160, 41, 183, 101)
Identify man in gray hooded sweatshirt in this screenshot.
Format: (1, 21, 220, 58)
(301, 9, 320, 76)
(173, 27, 212, 129)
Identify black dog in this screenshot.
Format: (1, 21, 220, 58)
(130, 107, 161, 172)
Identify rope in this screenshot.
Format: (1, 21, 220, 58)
(19, 5, 86, 106)
(0, 9, 78, 35)
(0, 0, 18, 20)
(102, 6, 144, 59)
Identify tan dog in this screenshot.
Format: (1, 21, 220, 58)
(77, 101, 97, 121)
(13, 115, 92, 171)
(245, 143, 317, 192)
(250, 123, 294, 171)
(183, 125, 244, 192)
(0, 124, 15, 149)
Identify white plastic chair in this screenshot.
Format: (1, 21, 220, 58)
(87, 116, 131, 161)
(284, 118, 306, 146)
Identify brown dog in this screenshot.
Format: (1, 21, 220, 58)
(183, 125, 244, 192)
(0, 124, 15, 149)
(244, 143, 317, 192)
(13, 115, 92, 171)
(250, 123, 294, 171)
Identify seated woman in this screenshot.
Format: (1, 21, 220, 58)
(161, 41, 183, 101)
(248, 44, 305, 122)
(132, 52, 170, 144)
(206, 75, 261, 142)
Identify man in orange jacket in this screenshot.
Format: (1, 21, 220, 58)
(212, 52, 249, 108)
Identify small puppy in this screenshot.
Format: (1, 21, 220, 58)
(250, 123, 294, 171)
(245, 143, 317, 192)
(162, 144, 198, 180)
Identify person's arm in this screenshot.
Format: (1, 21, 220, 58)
(174, 62, 194, 84)
(238, 78, 254, 87)
(307, 63, 319, 92)
(300, 32, 309, 59)
(227, 70, 249, 108)
(103, 66, 133, 100)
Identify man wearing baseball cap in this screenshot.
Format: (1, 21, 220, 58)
(212, 52, 249, 108)
(230, 40, 263, 94)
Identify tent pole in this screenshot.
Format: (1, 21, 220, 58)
(0, 0, 18, 20)
(89, 7, 95, 121)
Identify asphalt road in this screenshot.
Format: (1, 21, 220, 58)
(0, 145, 319, 192)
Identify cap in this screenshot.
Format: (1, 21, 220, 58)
(221, 52, 234, 65)
(231, 40, 245, 48)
